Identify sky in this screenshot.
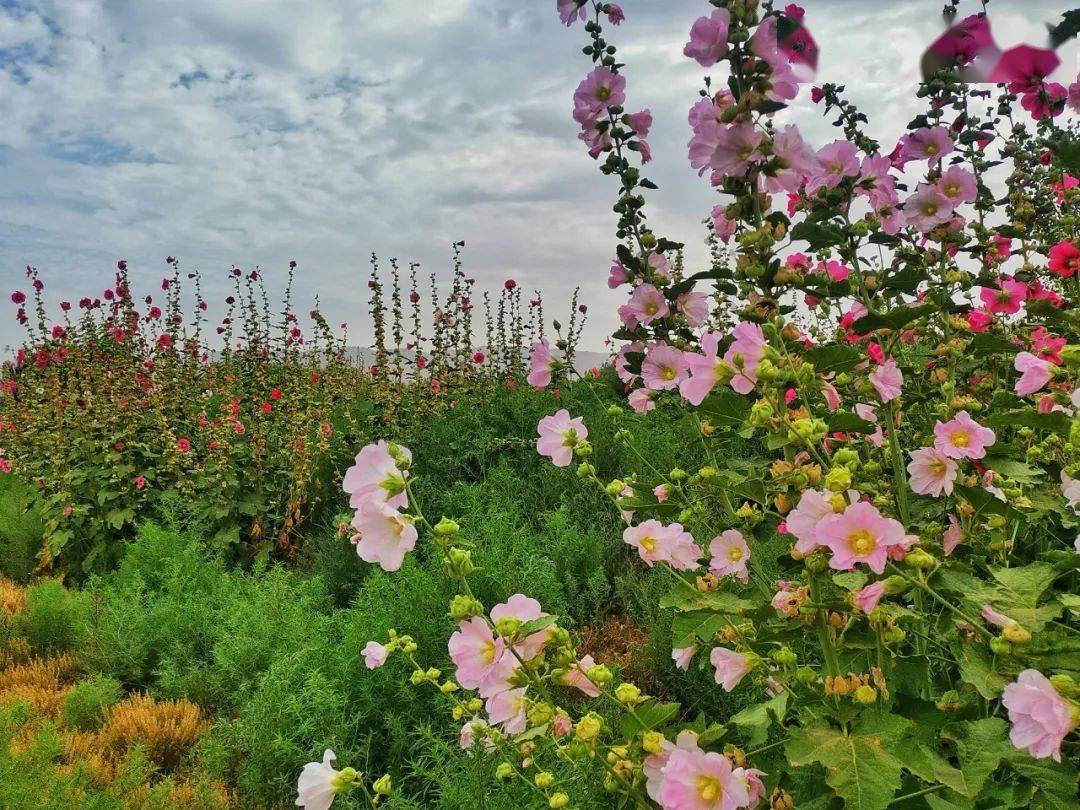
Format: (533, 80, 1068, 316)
(0, 0, 1076, 352)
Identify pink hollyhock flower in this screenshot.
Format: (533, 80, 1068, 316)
(672, 646, 696, 671)
(628, 387, 655, 414)
(1052, 172, 1078, 203)
(1071, 77, 1080, 113)
(764, 124, 817, 193)
(623, 519, 701, 570)
(573, 68, 626, 126)
(1014, 352, 1052, 396)
(683, 9, 731, 67)
(817, 501, 907, 574)
(679, 331, 728, 406)
(557, 0, 586, 26)
(653, 484, 670, 503)
(869, 357, 903, 403)
(927, 13, 996, 65)
(901, 126, 955, 167)
(907, 447, 958, 497)
(459, 718, 497, 751)
(934, 411, 995, 459)
(343, 440, 410, 509)
(867, 342, 884, 365)
(944, 515, 965, 555)
(296, 749, 341, 810)
(936, 165, 977, 205)
(527, 340, 557, 387)
(787, 489, 835, 554)
(1032, 326, 1066, 364)
(857, 154, 898, 209)
(615, 342, 642, 384)
(989, 44, 1061, 93)
(562, 655, 602, 697)
(642, 343, 690, 391)
(644, 731, 704, 804)
(491, 594, 549, 660)
(1028, 279, 1064, 308)
(724, 321, 767, 395)
(362, 641, 388, 669)
(855, 403, 884, 447)
(608, 261, 629, 289)
(606, 4, 625, 24)
(1021, 83, 1067, 120)
(966, 310, 993, 332)
(709, 647, 751, 692)
(806, 139, 860, 193)
(627, 109, 652, 138)
(979, 278, 1027, 315)
(536, 409, 587, 467)
(647, 252, 670, 280)
(449, 617, 508, 694)
(855, 581, 885, 613)
(1048, 241, 1080, 278)
(627, 283, 670, 325)
(485, 687, 527, 734)
(736, 767, 767, 808)
(704, 122, 764, 178)
(821, 379, 841, 412)
(1002, 670, 1076, 762)
(352, 500, 418, 572)
(709, 530, 750, 584)
(710, 205, 737, 243)
(904, 184, 954, 231)
(677, 291, 709, 328)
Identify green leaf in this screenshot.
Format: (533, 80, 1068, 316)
(730, 692, 788, 746)
(828, 411, 877, 434)
(619, 700, 680, 737)
(803, 343, 863, 374)
(671, 611, 732, 648)
(985, 409, 1070, 435)
(953, 485, 1024, 523)
(791, 221, 846, 250)
(981, 457, 1045, 484)
(968, 333, 1021, 356)
(851, 302, 937, 333)
(1004, 749, 1079, 810)
(697, 387, 752, 426)
(519, 615, 558, 635)
(660, 588, 754, 614)
(786, 712, 907, 810)
(832, 571, 868, 592)
(957, 643, 1006, 699)
(941, 718, 1011, 798)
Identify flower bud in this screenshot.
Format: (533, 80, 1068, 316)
(445, 547, 475, 578)
(607, 404, 624, 417)
(905, 549, 935, 570)
(796, 666, 817, 684)
(373, 774, 392, 795)
(549, 793, 570, 808)
(988, 636, 1012, 655)
(669, 468, 688, 482)
(495, 762, 515, 781)
(495, 616, 522, 637)
(575, 712, 603, 742)
(615, 682, 642, 705)
(605, 479, 626, 497)
(433, 517, 460, 537)
(1002, 623, 1031, 645)
(853, 685, 877, 704)
(642, 731, 665, 754)
(825, 466, 852, 493)
(535, 771, 555, 789)
(771, 646, 797, 666)
(586, 664, 613, 685)
(577, 462, 596, 479)
(450, 595, 484, 620)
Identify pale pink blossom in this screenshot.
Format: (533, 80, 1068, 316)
(536, 409, 587, 467)
(907, 447, 958, 497)
(709, 529, 751, 584)
(679, 331, 728, 406)
(817, 501, 907, 574)
(855, 403, 884, 447)
(624, 519, 701, 570)
(683, 9, 731, 67)
(672, 646, 696, 671)
(933, 411, 995, 459)
(764, 124, 817, 193)
(557, 0, 586, 26)
(352, 500, 418, 572)
(787, 489, 835, 554)
(1002, 670, 1076, 762)
(1061, 471, 1080, 510)
(677, 291, 710, 327)
(660, 746, 752, 810)
(806, 139, 860, 193)
(1014, 351, 1052, 396)
(562, 654, 602, 698)
(643, 343, 690, 391)
(936, 165, 978, 205)
(342, 440, 410, 510)
(627, 284, 670, 325)
(449, 617, 506, 693)
(724, 321, 767, 395)
(491, 594, 550, 660)
(944, 515, 965, 555)
(608, 261, 629, 289)
(527, 340, 557, 387)
(573, 68, 626, 127)
(644, 731, 703, 804)
(296, 749, 341, 810)
(901, 126, 954, 167)
(485, 687, 527, 734)
(904, 184, 954, 231)
(692, 122, 764, 178)
(709, 647, 751, 692)
(628, 387, 655, 413)
(855, 581, 885, 613)
(459, 718, 497, 751)
(362, 641, 388, 670)
(869, 357, 903, 402)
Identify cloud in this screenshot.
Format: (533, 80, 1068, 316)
(0, 0, 1075, 351)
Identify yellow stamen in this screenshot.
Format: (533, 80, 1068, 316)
(848, 529, 876, 556)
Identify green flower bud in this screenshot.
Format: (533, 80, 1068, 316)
(796, 666, 817, 684)
(605, 479, 626, 497)
(607, 404, 624, 417)
(989, 636, 1012, 656)
(577, 462, 596, 479)
(853, 685, 877, 704)
(669, 468, 688, 482)
(373, 774, 392, 796)
(771, 647, 797, 666)
(549, 793, 570, 808)
(445, 547, 475, 578)
(535, 772, 555, 789)
(449, 594, 484, 621)
(615, 682, 642, 705)
(495, 616, 522, 637)
(495, 762, 515, 781)
(576, 712, 603, 742)
(905, 549, 935, 570)
(433, 516, 460, 537)
(586, 664, 613, 685)
(825, 466, 852, 492)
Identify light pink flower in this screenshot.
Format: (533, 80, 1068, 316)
(1014, 351, 1052, 396)
(677, 291, 709, 327)
(855, 581, 885, 613)
(491, 594, 550, 660)
(709, 529, 751, 584)
(615, 342, 642, 384)
(787, 489, 835, 554)
(557, 0, 586, 26)
(710, 205, 737, 243)
(936, 165, 978, 204)
(857, 154, 898, 208)
(536, 409, 587, 467)
(1002, 670, 1075, 762)
(855, 403, 884, 447)
(724, 321, 767, 395)
(352, 500, 418, 572)
(869, 357, 903, 402)
(608, 261, 629, 289)
(817, 501, 907, 574)
(342, 440, 410, 510)
(459, 718, 497, 751)
(907, 447, 958, 497)
(944, 515, 965, 555)
(486, 687, 527, 734)
(628, 387, 655, 413)
(1061, 471, 1080, 510)
(362, 641, 388, 669)
(642, 343, 690, 391)
(709, 647, 750, 692)
(933, 411, 995, 459)
(693, 122, 764, 178)
(527, 340, 556, 387)
(806, 139, 860, 193)
(627, 109, 652, 137)
(562, 654, 602, 698)
(672, 646, 696, 671)
(904, 184, 954, 231)
(573, 68, 626, 127)
(296, 749, 340, 810)
(660, 746, 751, 810)
(901, 126, 955, 167)
(679, 331, 727, 406)
(644, 731, 703, 804)
(683, 9, 731, 67)
(765, 124, 817, 193)
(623, 519, 701, 571)
(627, 284, 670, 325)
(449, 617, 506, 694)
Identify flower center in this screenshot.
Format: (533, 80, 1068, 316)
(943, 182, 959, 197)
(923, 201, 939, 215)
(640, 535, 657, 553)
(482, 640, 497, 664)
(951, 430, 970, 448)
(596, 86, 611, 102)
(729, 546, 743, 562)
(930, 458, 948, 476)
(562, 428, 578, 447)
(644, 301, 659, 316)
(661, 366, 676, 381)
(697, 775, 723, 802)
(925, 143, 939, 155)
(848, 529, 876, 556)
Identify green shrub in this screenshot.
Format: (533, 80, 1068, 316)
(18, 579, 90, 654)
(0, 475, 44, 583)
(61, 674, 123, 732)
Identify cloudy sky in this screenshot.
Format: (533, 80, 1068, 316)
(0, 0, 1075, 351)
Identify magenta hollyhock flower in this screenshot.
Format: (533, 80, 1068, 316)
(934, 410, 995, 460)
(352, 500, 418, 572)
(627, 283, 670, 325)
(1002, 670, 1076, 762)
(556, 0, 586, 26)
(854, 581, 885, 613)
(623, 519, 701, 570)
(901, 126, 955, 167)
(979, 278, 1027, 315)
(362, 641, 388, 669)
(572, 68, 626, 127)
(606, 4, 625, 24)
(907, 447, 959, 497)
(485, 687, 527, 734)
(709, 530, 751, 584)
(536, 409, 587, 467)
(936, 165, 977, 205)
(683, 9, 731, 67)
(343, 440, 410, 510)
(562, 655, 602, 697)
(1070, 76, 1080, 113)
(724, 321, 767, 395)
(527, 340, 556, 387)
(677, 291, 709, 328)
(1048, 240, 1080, 278)
(806, 139, 860, 193)
(296, 749, 340, 810)
(927, 14, 996, 64)
(904, 184, 954, 232)
(679, 331, 729, 406)
(787, 489, 835, 554)
(869, 357, 903, 403)
(1031, 326, 1065, 364)
(817, 501, 907, 574)
(1014, 351, 1052, 397)
(967, 310, 993, 332)
(944, 515, 965, 555)
(709, 647, 751, 692)
(989, 44, 1061, 93)
(672, 646, 696, 671)
(1021, 83, 1067, 120)
(659, 746, 751, 809)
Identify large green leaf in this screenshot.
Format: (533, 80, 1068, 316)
(1004, 749, 1080, 810)
(803, 343, 863, 374)
(670, 611, 732, 648)
(958, 643, 1007, 699)
(618, 699, 681, 737)
(697, 387, 752, 426)
(786, 713, 908, 810)
(729, 692, 788, 746)
(851, 302, 937, 333)
(941, 718, 1011, 798)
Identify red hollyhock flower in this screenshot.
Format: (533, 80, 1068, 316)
(1048, 240, 1079, 277)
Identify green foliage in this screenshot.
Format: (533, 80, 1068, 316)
(18, 578, 90, 654)
(0, 474, 44, 583)
(61, 674, 124, 732)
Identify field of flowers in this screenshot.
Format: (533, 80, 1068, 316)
(2, 1, 1080, 808)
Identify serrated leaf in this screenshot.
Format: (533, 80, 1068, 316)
(958, 643, 1006, 699)
(852, 302, 937, 333)
(671, 611, 732, 648)
(968, 333, 1021, 356)
(832, 571, 868, 592)
(1004, 749, 1079, 810)
(618, 700, 680, 737)
(730, 692, 788, 746)
(941, 717, 1010, 797)
(791, 221, 846, 250)
(985, 409, 1070, 435)
(803, 343, 863, 374)
(519, 615, 558, 635)
(697, 387, 752, 426)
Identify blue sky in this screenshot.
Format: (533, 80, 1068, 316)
(0, 0, 1075, 351)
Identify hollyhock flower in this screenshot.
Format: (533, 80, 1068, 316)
(724, 321, 767, 395)
(608, 261, 629, 289)
(1048, 241, 1079, 278)
(1021, 83, 1067, 120)
(817, 501, 907, 574)
(907, 447, 958, 497)
(1052, 172, 1079, 203)
(787, 489, 835, 554)
(527, 341, 557, 387)
(653, 484, 670, 503)
(623, 520, 701, 570)
(679, 331, 731, 406)
(1002, 670, 1075, 762)
(839, 302, 869, 338)
(980, 279, 1027, 315)
(644, 731, 704, 804)
(710, 205, 737, 243)
(627, 109, 652, 138)
(562, 655, 602, 697)
(901, 126, 954, 167)
(854, 581, 885, 613)
(606, 4, 624, 24)
(821, 379, 841, 412)
(1028, 280, 1063, 308)
(677, 291, 709, 328)
(701, 122, 764, 178)
(944, 515, 965, 555)
(683, 9, 730, 67)
(485, 687, 527, 734)
(296, 749, 343, 810)
(459, 718, 497, 751)
(904, 184, 954, 231)
(627, 284, 670, 325)
(557, 0, 586, 26)
(806, 140, 860, 193)
(536, 409, 586, 467)
(449, 618, 512, 696)
(628, 387, 655, 414)
(869, 358, 903, 403)
(672, 646, 696, 671)
(642, 343, 689, 391)
(176, 437, 191, 453)
(491, 594, 549, 660)
(764, 124, 817, 193)
(709, 647, 751, 692)
(855, 403, 884, 447)
(362, 641, 388, 669)
(927, 13, 996, 65)
(709, 530, 750, 584)
(616, 342, 643, 384)
(936, 165, 977, 205)
(1071, 77, 1080, 113)
(1060, 471, 1080, 510)
(343, 441, 410, 510)
(659, 745, 751, 809)
(966, 310, 993, 332)
(934, 411, 995, 460)
(1014, 352, 1052, 396)
(353, 500, 418, 572)
(573, 68, 626, 126)
(989, 44, 1061, 93)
